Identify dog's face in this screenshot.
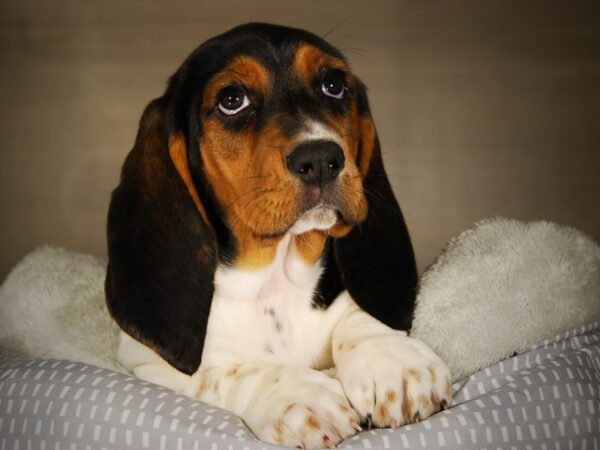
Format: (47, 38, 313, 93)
(106, 23, 417, 375)
(196, 38, 372, 239)
(164, 24, 379, 266)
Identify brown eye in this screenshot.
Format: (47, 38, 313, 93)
(321, 72, 346, 99)
(217, 86, 251, 115)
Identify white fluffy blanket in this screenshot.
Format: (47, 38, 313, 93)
(411, 218, 600, 380)
(1, 217, 599, 381)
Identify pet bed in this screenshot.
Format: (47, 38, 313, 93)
(1, 217, 599, 449)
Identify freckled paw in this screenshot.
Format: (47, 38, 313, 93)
(336, 334, 453, 430)
(256, 402, 360, 449)
(243, 368, 361, 448)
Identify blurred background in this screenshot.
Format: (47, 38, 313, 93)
(1, 0, 599, 279)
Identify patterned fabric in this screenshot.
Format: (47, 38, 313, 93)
(1, 322, 599, 450)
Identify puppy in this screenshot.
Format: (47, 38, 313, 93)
(105, 23, 451, 448)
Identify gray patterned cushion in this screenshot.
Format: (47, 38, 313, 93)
(1, 322, 598, 449)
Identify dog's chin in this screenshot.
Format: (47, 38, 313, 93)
(289, 205, 339, 235)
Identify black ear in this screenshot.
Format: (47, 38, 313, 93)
(333, 85, 418, 331)
(105, 98, 217, 375)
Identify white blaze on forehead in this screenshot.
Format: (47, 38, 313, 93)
(298, 120, 343, 146)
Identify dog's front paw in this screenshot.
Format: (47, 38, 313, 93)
(335, 333, 451, 429)
(244, 367, 361, 449)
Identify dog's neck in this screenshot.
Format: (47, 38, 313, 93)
(198, 230, 351, 370)
(229, 205, 342, 270)
(213, 233, 325, 306)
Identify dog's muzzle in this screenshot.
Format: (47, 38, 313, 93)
(286, 140, 345, 235)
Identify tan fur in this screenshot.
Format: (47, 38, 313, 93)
(385, 390, 398, 403)
(201, 56, 270, 113)
(306, 415, 321, 430)
(402, 378, 415, 419)
(274, 419, 285, 444)
(168, 135, 210, 223)
(293, 44, 347, 86)
(226, 367, 239, 377)
(294, 230, 328, 266)
(428, 366, 437, 383)
(405, 368, 422, 383)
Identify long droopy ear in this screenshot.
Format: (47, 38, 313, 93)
(334, 86, 418, 331)
(105, 98, 217, 375)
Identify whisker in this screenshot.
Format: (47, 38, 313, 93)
(237, 174, 269, 182)
(321, 10, 361, 40)
(363, 187, 396, 212)
(338, 131, 359, 139)
(224, 186, 276, 211)
(252, 199, 275, 232)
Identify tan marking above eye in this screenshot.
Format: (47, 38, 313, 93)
(201, 56, 270, 113)
(293, 44, 348, 88)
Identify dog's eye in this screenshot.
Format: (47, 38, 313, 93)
(321, 72, 346, 99)
(217, 87, 251, 115)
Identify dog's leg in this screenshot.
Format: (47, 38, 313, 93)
(184, 363, 361, 448)
(332, 304, 452, 429)
(118, 332, 360, 448)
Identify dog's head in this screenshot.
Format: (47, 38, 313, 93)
(106, 23, 416, 374)
(170, 23, 377, 264)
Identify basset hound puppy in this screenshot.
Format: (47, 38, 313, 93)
(106, 23, 451, 448)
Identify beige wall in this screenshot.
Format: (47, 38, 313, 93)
(1, 0, 599, 279)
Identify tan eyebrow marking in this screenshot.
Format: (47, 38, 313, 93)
(293, 44, 348, 86)
(202, 56, 270, 112)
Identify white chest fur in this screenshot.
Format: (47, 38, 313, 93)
(200, 234, 352, 370)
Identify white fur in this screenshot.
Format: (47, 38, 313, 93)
(299, 120, 343, 147)
(332, 305, 451, 428)
(290, 205, 338, 235)
(200, 234, 352, 369)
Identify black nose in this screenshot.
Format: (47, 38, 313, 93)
(286, 141, 345, 186)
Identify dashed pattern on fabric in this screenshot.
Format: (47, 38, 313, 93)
(1, 322, 599, 450)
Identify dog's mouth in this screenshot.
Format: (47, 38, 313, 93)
(289, 204, 339, 235)
(288, 179, 362, 235)
(247, 176, 366, 239)
(254, 203, 351, 239)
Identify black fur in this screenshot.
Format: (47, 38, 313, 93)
(106, 23, 418, 376)
(313, 79, 418, 330)
(312, 138, 418, 330)
(333, 137, 418, 330)
(105, 99, 217, 375)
